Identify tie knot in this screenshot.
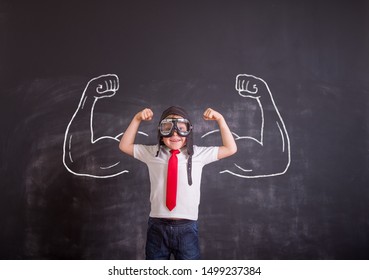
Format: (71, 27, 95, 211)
(170, 149, 180, 155)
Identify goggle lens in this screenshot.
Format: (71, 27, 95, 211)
(159, 118, 192, 136)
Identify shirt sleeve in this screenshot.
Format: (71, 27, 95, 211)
(133, 144, 158, 164)
(193, 145, 219, 166)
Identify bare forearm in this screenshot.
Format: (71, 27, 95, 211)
(119, 108, 153, 157)
(119, 115, 141, 156)
(203, 108, 237, 159)
(217, 116, 237, 159)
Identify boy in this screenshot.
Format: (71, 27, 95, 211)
(119, 106, 237, 259)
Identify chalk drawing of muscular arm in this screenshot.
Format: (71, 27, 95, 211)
(203, 74, 291, 178)
(63, 74, 146, 178)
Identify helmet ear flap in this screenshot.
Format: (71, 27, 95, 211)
(186, 129, 194, 156)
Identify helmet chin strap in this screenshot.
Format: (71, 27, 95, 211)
(187, 155, 193, 185)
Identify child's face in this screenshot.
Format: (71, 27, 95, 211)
(161, 115, 187, 150)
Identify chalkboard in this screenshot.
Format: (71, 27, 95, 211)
(1, 0, 368, 259)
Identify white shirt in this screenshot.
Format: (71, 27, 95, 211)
(134, 144, 219, 220)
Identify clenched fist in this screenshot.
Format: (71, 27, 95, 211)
(135, 108, 154, 121)
(203, 108, 223, 121)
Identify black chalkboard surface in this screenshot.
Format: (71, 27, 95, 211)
(1, 0, 368, 259)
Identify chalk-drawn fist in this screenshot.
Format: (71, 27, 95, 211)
(235, 74, 266, 98)
(85, 74, 119, 99)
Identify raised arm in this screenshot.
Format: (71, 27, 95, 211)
(224, 74, 291, 178)
(119, 108, 154, 157)
(63, 74, 130, 178)
(203, 108, 237, 159)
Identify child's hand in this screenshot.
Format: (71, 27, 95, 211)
(203, 108, 223, 121)
(136, 108, 153, 121)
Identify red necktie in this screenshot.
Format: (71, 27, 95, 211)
(166, 149, 180, 211)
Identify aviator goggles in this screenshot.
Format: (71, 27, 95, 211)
(158, 118, 193, 137)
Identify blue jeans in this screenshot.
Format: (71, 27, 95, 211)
(145, 217, 200, 260)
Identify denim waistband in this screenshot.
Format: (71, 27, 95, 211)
(149, 217, 196, 226)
